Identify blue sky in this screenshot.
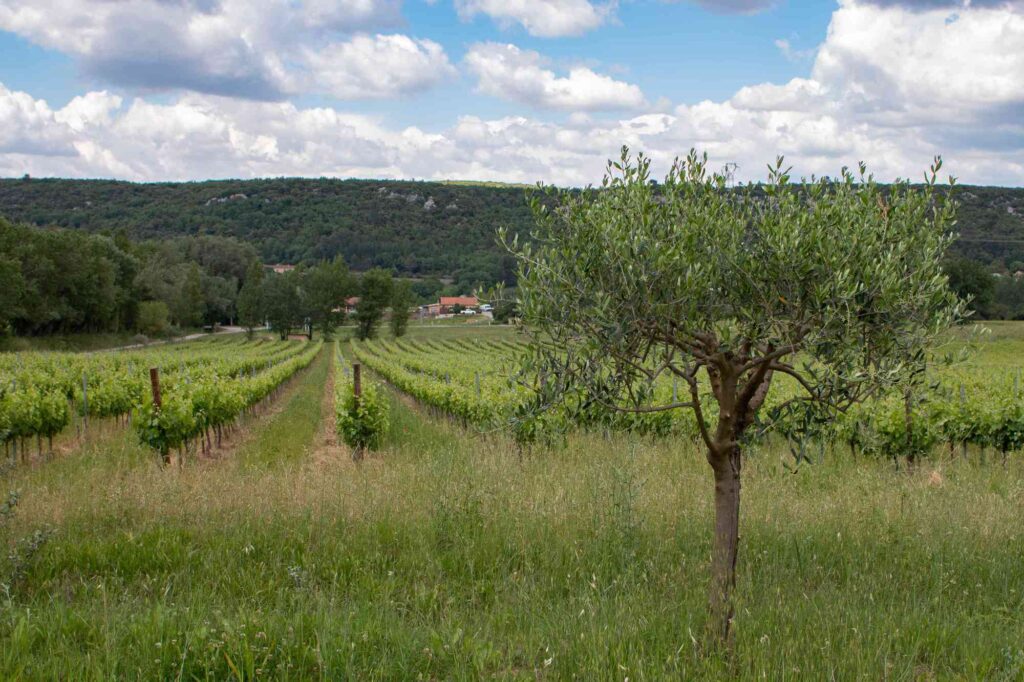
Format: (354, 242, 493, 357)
(0, 0, 1020, 185)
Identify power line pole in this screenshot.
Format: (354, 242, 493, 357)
(723, 162, 739, 188)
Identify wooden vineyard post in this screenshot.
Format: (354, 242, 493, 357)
(353, 363, 362, 405)
(150, 367, 169, 465)
(959, 384, 968, 461)
(150, 368, 162, 410)
(81, 374, 89, 429)
(352, 363, 363, 462)
(80, 374, 89, 439)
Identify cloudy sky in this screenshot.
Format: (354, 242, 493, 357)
(0, 0, 1021, 185)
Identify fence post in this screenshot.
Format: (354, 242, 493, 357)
(672, 377, 678, 403)
(353, 363, 362, 405)
(475, 372, 481, 396)
(81, 374, 89, 428)
(352, 363, 363, 462)
(150, 368, 162, 410)
(150, 367, 169, 465)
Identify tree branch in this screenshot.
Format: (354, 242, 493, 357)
(684, 371, 718, 455)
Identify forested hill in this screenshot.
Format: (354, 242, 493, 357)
(0, 177, 530, 286)
(1, 177, 1023, 279)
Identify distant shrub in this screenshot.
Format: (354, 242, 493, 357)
(136, 301, 170, 337)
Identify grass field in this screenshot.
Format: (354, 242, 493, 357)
(2, 326, 1024, 679)
(0, 328, 221, 353)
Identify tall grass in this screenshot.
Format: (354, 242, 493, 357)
(1, 346, 1023, 678)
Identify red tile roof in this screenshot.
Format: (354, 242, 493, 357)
(439, 296, 478, 307)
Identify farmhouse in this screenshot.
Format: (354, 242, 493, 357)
(268, 263, 295, 274)
(423, 296, 478, 316)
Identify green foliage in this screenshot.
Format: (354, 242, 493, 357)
(176, 263, 205, 328)
(992, 275, 1024, 320)
(389, 280, 414, 338)
(306, 258, 355, 340)
(355, 269, 393, 340)
(351, 338, 523, 430)
(262, 271, 304, 340)
(491, 295, 518, 324)
(0, 177, 530, 284)
(135, 301, 171, 337)
(0, 255, 25, 333)
(335, 371, 389, 452)
(504, 148, 964, 451)
(871, 396, 941, 462)
(132, 341, 322, 456)
(0, 387, 69, 446)
(134, 393, 197, 456)
(944, 256, 996, 317)
(2, 177, 1021, 292)
(988, 394, 1024, 455)
(0, 217, 137, 335)
(236, 261, 265, 333)
(0, 217, 263, 336)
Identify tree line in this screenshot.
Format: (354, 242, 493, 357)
(0, 217, 415, 340)
(944, 256, 1024, 320)
(1, 176, 1022, 315)
(0, 217, 263, 337)
(237, 261, 415, 341)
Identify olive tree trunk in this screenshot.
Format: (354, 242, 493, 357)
(707, 445, 742, 648)
(702, 359, 763, 650)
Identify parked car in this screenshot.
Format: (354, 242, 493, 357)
(461, 309, 478, 315)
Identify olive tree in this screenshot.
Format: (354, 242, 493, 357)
(504, 149, 963, 645)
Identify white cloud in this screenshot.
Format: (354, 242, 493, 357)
(670, 0, 777, 14)
(1, 80, 1020, 188)
(814, 0, 1024, 116)
(731, 79, 828, 112)
(0, 0, 446, 100)
(54, 91, 123, 131)
(454, 0, 615, 37)
(774, 38, 816, 62)
(1, 0, 1022, 186)
(305, 34, 455, 99)
(0, 84, 77, 156)
(464, 43, 646, 111)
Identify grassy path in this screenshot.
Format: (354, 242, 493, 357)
(235, 346, 331, 468)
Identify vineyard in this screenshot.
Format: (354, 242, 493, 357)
(1, 325, 1024, 678)
(0, 335, 321, 461)
(350, 331, 1024, 463)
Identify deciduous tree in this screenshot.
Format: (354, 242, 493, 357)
(355, 269, 393, 340)
(262, 271, 303, 340)
(306, 258, 355, 340)
(390, 280, 414, 338)
(237, 261, 265, 335)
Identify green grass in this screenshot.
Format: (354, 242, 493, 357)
(0, 332, 147, 353)
(2, 330, 1024, 679)
(237, 347, 331, 468)
(0, 328, 226, 353)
